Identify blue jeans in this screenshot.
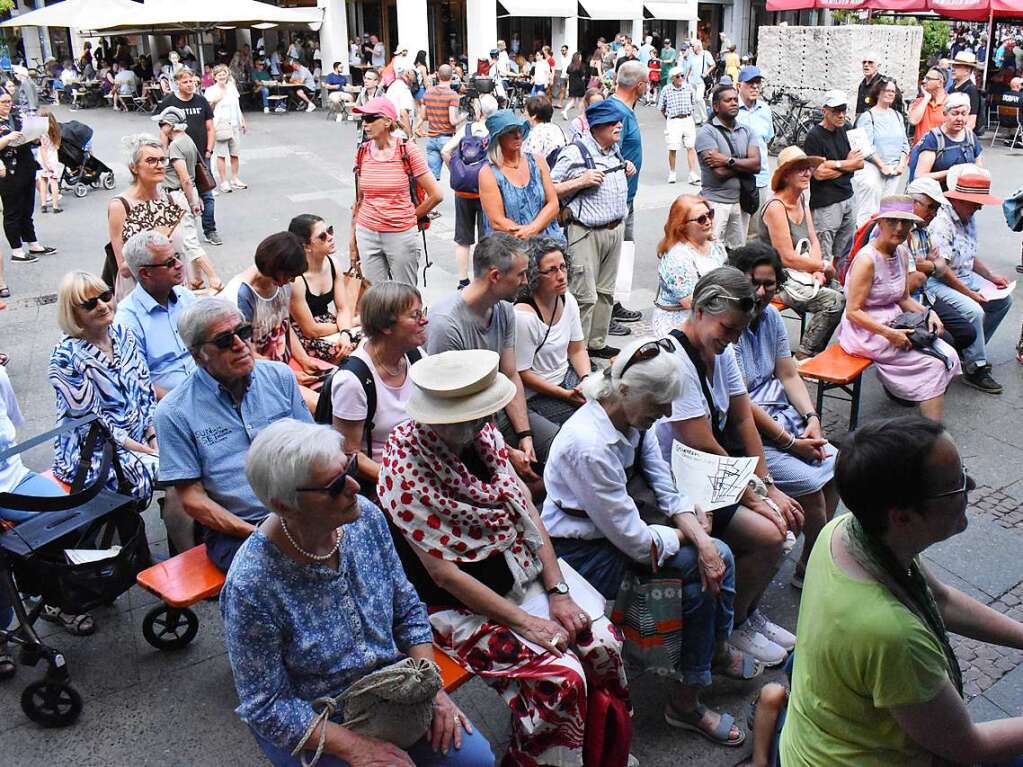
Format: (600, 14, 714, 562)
(200, 157, 216, 235)
(927, 272, 1013, 370)
(258, 85, 270, 109)
(251, 723, 495, 767)
(530, 85, 547, 97)
(425, 135, 450, 181)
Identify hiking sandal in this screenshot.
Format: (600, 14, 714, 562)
(41, 605, 96, 636)
(665, 702, 746, 747)
(712, 645, 764, 680)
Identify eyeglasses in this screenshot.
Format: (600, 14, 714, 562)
(142, 156, 170, 167)
(140, 255, 181, 270)
(203, 322, 254, 350)
(618, 337, 675, 379)
(407, 307, 428, 322)
(538, 263, 568, 276)
(79, 289, 114, 311)
(296, 452, 359, 498)
(316, 225, 335, 241)
(688, 209, 716, 225)
(923, 469, 975, 501)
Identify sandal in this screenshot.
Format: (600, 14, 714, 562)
(665, 702, 746, 747)
(41, 605, 96, 636)
(712, 645, 764, 680)
(0, 285, 10, 298)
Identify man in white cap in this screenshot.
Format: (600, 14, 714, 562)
(657, 66, 698, 184)
(803, 90, 863, 273)
(949, 51, 983, 130)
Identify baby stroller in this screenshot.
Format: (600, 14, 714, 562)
(0, 415, 152, 727)
(58, 120, 115, 199)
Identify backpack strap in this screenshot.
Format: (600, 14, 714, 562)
(337, 355, 377, 456)
(668, 329, 725, 445)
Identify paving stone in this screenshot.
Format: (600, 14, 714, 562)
(981, 663, 1023, 715)
(926, 515, 1023, 600)
(967, 694, 1012, 722)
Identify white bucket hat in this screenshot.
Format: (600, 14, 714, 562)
(406, 350, 516, 425)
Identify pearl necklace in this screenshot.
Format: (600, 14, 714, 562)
(280, 518, 343, 561)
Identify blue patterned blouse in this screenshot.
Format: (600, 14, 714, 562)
(48, 323, 157, 501)
(220, 498, 434, 751)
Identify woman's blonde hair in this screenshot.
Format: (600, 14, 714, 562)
(57, 271, 109, 338)
(211, 64, 231, 81)
(657, 194, 711, 257)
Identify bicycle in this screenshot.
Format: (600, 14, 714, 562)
(768, 90, 821, 154)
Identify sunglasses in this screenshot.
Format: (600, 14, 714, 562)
(297, 452, 359, 498)
(688, 209, 716, 225)
(362, 113, 384, 124)
(316, 225, 335, 241)
(204, 322, 254, 350)
(140, 255, 181, 270)
(79, 289, 114, 311)
(923, 468, 975, 500)
(618, 337, 675, 379)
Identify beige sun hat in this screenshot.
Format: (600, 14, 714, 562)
(771, 145, 825, 192)
(406, 350, 516, 425)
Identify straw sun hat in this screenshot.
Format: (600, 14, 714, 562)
(771, 146, 824, 192)
(406, 350, 516, 425)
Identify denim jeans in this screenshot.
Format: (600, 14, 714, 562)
(425, 135, 450, 181)
(251, 723, 495, 766)
(258, 85, 270, 109)
(200, 157, 216, 236)
(926, 272, 1013, 370)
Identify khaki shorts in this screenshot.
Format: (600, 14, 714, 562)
(665, 116, 696, 151)
(214, 131, 240, 158)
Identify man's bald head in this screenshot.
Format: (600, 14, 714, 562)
(437, 64, 453, 82)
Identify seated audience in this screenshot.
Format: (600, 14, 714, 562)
(729, 243, 839, 588)
(330, 281, 426, 496)
(543, 337, 757, 748)
(249, 58, 274, 113)
(221, 419, 494, 767)
(514, 237, 591, 455)
(221, 232, 334, 411)
(838, 196, 960, 420)
(287, 214, 356, 364)
(926, 165, 1012, 392)
(156, 298, 313, 572)
(49, 271, 158, 505)
(781, 416, 1023, 767)
(653, 194, 728, 336)
(379, 350, 630, 766)
(655, 267, 803, 667)
(756, 146, 845, 359)
(321, 60, 352, 109)
(287, 57, 318, 112)
(115, 230, 197, 400)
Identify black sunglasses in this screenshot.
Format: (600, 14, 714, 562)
(688, 209, 716, 225)
(297, 452, 359, 498)
(140, 255, 181, 270)
(79, 289, 114, 311)
(204, 322, 254, 350)
(316, 225, 335, 241)
(617, 338, 676, 379)
(361, 113, 383, 124)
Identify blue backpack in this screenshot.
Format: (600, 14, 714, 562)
(1004, 186, 1023, 232)
(449, 125, 488, 194)
(907, 127, 977, 182)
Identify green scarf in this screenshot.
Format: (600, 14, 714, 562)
(844, 516, 963, 698)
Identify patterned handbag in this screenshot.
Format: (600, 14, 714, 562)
(610, 569, 685, 678)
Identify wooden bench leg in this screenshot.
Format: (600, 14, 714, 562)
(815, 380, 826, 421)
(848, 375, 863, 431)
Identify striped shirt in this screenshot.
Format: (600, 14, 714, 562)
(355, 141, 429, 233)
(421, 84, 459, 136)
(657, 82, 695, 118)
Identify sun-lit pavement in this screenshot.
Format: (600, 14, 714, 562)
(2, 102, 1023, 765)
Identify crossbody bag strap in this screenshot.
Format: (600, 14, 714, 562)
(669, 329, 725, 444)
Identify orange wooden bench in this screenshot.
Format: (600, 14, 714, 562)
(135, 544, 473, 690)
(797, 345, 873, 430)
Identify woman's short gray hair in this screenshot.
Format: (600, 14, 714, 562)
(944, 92, 971, 113)
(246, 419, 347, 511)
(122, 133, 163, 180)
(692, 266, 756, 318)
(580, 336, 681, 404)
(177, 297, 243, 349)
(123, 230, 173, 278)
(360, 281, 422, 339)
(479, 94, 499, 118)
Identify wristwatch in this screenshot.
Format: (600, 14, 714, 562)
(727, 157, 736, 168)
(762, 474, 776, 488)
(547, 581, 570, 596)
(801, 411, 820, 425)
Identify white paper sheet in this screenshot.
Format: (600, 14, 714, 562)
(11, 115, 48, 146)
(670, 440, 757, 511)
(614, 240, 635, 303)
(64, 545, 121, 565)
(513, 560, 608, 654)
(976, 277, 1017, 302)
(846, 128, 873, 157)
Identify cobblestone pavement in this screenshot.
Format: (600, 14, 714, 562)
(1, 103, 1022, 766)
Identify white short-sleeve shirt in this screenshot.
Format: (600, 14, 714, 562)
(514, 294, 584, 397)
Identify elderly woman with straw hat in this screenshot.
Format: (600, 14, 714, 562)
(755, 146, 846, 360)
(838, 196, 960, 420)
(378, 349, 630, 767)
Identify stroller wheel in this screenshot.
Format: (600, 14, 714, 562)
(142, 605, 198, 651)
(101, 172, 116, 190)
(74, 183, 89, 199)
(20, 679, 83, 727)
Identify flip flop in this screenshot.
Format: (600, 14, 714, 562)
(664, 703, 746, 747)
(712, 646, 764, 680)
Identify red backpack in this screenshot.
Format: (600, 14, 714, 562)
(583, 687, 632, 767)
(838, 214, 880, 286)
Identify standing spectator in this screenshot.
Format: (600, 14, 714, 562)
(156, 68, 221, 247)
(659, 66, 699, 185)
(614, 42, 639, 72)
(736, 66, 774, 215)
(204, 64, 247, 194)
(412, 50, 430, 102)
(853, 79, 909, 226)
(350, 97, 442, 287)
(521, 95, 566, 158)
(694, 39, 716, 92)
(417, 64, 462, 181)
(638, 35, 656, 64)
(566, 88, 603, 143)
(386, 65, 417, 138)
(696, 85, 760, 250)
(10, 66, 38, 113)
(0, 90, 51, 267)
(530, 50, 551, 96)
(35, 109, 62, 214)
(561, 52, 588, 121)
(659, 38, 678, 92)
(551, 101, 634, 358)
(948, 51, 982, 130)
(722, 43, 740, 83)
(802, 90, 863, 274)
(854, 51, 884, 117)
(554, 44, 571, 109)
(912, 93, 982, 188)
(908, 67, 949, 144)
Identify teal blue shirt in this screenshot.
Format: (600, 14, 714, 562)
(737, 98, 774, 189)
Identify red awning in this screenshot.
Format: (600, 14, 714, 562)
(765, 0, 1023, 19)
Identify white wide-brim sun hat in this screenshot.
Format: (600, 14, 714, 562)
(406, 349, 516, 425)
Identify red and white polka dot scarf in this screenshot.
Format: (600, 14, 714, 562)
(378, 420, 543, 595)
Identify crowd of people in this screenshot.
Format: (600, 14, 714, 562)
(3, 25, 1023, 767)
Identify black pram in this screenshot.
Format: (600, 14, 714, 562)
(58, 120, 115, 198)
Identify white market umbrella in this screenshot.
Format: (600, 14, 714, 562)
(0, 0, 143, 31)
(90, 0, 322, 33)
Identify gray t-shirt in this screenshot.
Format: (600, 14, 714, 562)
(695, 118, 753, 204)
(164, 133, 198, 191)
(425, 293, 515, 356)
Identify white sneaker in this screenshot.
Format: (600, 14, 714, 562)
(306, 102, 316, 113)
(263, 107, 270, 114)
(336, 114, 344, 123)
(728, 620, 787, 667)
(667, 171, 677, 184)
(688, 172, 701, 185)
(275, 105, 287, 113)
(748, 610, 796, 652)
(783, 530, 797, 555)
(218, 182, 232, 193)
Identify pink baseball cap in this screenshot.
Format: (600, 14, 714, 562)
(352, 96, 397, 121)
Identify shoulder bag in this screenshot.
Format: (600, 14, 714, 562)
(194, 158, 216, 194)
(711, 123, 759, 215)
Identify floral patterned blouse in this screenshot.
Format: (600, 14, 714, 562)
(220, 498, 434, 752)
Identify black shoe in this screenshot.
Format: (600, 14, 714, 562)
(11, 252, 39, 264)
(962, 365, 1003, 394)
(612, 302, 642, 322)
(27, 245, 57, 255)
(608, 319, 631, 336)
(588, 345, 620, 360)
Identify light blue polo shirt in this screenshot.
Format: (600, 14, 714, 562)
(155, 360, 313, 523)
(737, 98, 774, 190)
(115, 284, 197, 393)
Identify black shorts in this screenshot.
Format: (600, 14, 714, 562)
(454, 195, 485, 247)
